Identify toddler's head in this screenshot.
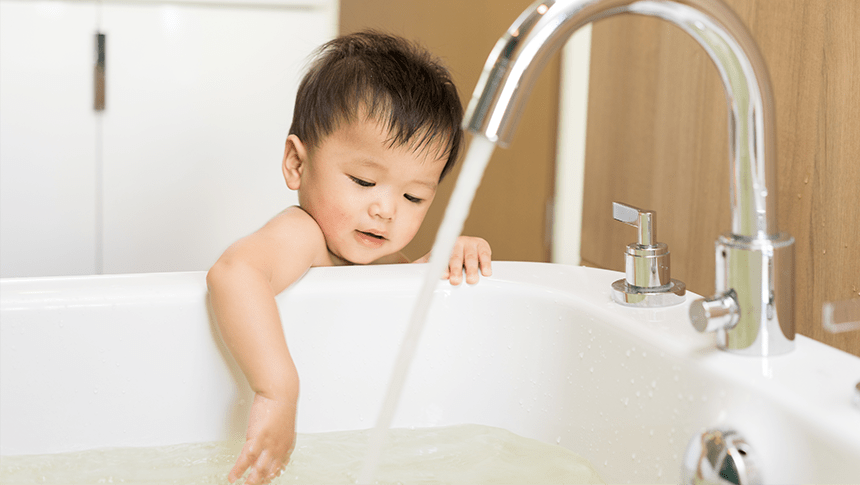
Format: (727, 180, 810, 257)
(284, 31, 464, 265)
(289, 30, 463, 180)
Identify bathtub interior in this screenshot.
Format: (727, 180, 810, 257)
(1, 262, 859, 484)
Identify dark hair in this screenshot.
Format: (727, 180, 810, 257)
(289, 30, 464, 180)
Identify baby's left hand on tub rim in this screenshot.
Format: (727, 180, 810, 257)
(445, 236, 492, 285)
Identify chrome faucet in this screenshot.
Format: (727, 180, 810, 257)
(464, 0, 795, 356)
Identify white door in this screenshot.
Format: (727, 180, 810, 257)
(0, 0, 99, 277)
(100, 3, 334, 273)
(0, 0, 335, 277)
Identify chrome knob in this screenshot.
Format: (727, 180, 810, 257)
(690, 290, 741, 333)
(682, 428, 761, 485)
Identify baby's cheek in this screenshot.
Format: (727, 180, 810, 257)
(308, 208, 351, 255)
(400, 211, 427, 244)
(319, 194, 354, 227)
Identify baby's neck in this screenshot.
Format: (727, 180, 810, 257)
(326, 250, 355, 267)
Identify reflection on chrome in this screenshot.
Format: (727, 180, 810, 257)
(464, 0, 795, 356)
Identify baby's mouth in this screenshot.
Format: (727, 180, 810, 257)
(358, 230, 386, 240)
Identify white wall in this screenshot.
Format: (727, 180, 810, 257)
(0, 0, 337, 277)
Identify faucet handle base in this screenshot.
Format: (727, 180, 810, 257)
(611, 278, 686, 307)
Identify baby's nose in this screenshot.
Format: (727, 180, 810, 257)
(370, 196, 395, 220)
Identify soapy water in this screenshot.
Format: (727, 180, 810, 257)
(0, 424, 605, 484)
(358, 136, 497, 482)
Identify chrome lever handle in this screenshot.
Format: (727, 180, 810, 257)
(612, 202, 655, 246)
(610, 202, 685, 307)
(822, 298, 860, 334)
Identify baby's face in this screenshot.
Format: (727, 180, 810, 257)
(298, 119, 447, 264)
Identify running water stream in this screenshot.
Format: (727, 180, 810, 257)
(356, 136, 497, 483)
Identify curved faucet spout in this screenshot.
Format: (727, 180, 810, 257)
(465, 0, 796, 356)
(464, 0, 776, 239)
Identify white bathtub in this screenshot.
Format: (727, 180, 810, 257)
(1, 262, 859, 483)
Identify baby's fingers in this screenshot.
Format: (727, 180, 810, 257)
(448, 244, 465, 285)
(463, 247, 481, 284)
(251, 450, 277, 485)
(478, 243, 492, 277)
(229, 444, 258, 483)
(464, 241, 492, 284)
(264, 459, 286, 483)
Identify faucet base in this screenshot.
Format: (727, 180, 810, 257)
(714, 233, 795, 356)
(611, 278, 686, 307)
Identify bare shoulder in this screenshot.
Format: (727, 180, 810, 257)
(262, 206, 323, 237)
(208, 207, 332, 294)
(256, 207, 330, 266)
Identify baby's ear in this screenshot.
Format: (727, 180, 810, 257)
(282, 134, 308, 190)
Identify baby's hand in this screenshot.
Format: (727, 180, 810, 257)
(230, 393, 296, 484)
(445, 236, 492, 285)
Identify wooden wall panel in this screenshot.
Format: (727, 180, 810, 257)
(582, 0, 860, 356)
(338, 1, 558, 263)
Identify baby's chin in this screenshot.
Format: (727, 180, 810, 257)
(327, 248, 386, 266)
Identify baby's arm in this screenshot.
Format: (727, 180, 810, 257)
(207, 208, 327, 484)
(414, 236, 492, 285)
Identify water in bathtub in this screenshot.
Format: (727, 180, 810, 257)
(0, 423, 604, 484)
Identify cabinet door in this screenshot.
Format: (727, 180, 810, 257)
(0, 0, 98, 277)
(100, 3, 334, 273)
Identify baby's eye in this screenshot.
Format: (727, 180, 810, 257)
(349, 176, 374, 187)
(404, 194, 424, 204)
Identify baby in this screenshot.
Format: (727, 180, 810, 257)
(207, 30, 492, 484)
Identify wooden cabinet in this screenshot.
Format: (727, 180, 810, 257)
(338, 0, 559, 264)
(581, 0, 860, 356)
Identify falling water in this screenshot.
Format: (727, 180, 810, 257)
(356, 135, 497, 484)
